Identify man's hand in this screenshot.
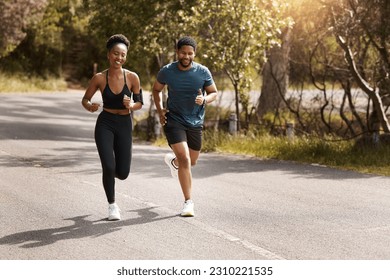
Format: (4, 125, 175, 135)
(159, 108, 169, 126)
(195, 88, 205, 105)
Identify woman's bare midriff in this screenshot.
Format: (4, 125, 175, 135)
(103, 108, 130, 115)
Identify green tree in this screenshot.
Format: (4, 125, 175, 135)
(0, 0, 92, 78)
(84, 0, 196, 80)
(279, 0, 371, 137)
(135, 0, 197, 139)
(282, 0, 340, 134)
(284, 0, 390, 139)
(328, 0, 390, 134)
(257, 27, 292, 125)
(84, 0, 197, 139)
(193, 0, 290, 131)
(0, 0, 48, 59)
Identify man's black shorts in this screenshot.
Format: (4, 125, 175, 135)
(164, 115, 202, 151)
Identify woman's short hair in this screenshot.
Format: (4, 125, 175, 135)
(106, 34, 130, 51)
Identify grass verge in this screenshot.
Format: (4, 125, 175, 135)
(154, 131, 390, 177)
(215, 132, 390, 176)
(0, 72, 67, 92)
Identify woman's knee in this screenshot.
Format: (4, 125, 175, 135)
(116, 174, 129, 180)
(116, 167, 130, 180)
(116, 173, 129, 180)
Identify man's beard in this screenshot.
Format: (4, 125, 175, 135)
(179, 58, 192, 68)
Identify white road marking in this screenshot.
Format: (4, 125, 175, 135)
(120, 192, 285, 260)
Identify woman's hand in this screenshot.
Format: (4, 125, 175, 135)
(89, 102, 100, 112)
(123, 95, 131, 108)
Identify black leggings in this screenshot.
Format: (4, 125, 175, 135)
(94, 110, 132, 203)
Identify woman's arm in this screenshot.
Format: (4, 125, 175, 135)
(81, 74, 101, 112)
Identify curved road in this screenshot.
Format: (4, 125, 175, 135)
(0, 90, 390, 260)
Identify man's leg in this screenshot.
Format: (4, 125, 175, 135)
(170, 142, 193, 200)
(189, 148, 201, 166)
(170, 125, 202, 200)
(163, 118, 201, 216)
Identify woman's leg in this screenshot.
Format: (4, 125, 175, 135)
(95, 113, 116, 203)
(114, 115, 132, 180)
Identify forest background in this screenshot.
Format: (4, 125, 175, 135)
(1, 0, 390, 175)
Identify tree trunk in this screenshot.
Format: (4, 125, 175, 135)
(257, 28, 291, 119)
(233, 83, 241, 131)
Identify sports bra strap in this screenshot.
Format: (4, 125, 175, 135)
(106, 70, 109, 86)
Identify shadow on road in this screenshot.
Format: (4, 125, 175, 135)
(0, 207, 177, 249)
(194, 153, 376, 181)
(0, 93, 95, 141)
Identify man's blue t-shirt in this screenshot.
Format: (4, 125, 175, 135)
(157, 61, 214, 127)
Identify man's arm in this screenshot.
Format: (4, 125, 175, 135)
(195, 83, 218, 106)
(204, 83, 218, 104)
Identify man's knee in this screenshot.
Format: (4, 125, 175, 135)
(177, 154, 190, 167)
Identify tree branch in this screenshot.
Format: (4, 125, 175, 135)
(336, 35, 390, 132)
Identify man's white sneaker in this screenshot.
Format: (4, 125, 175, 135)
(108, 203, 121, 221)
(164, 153, 178, 178)
(181, 200, 194, 217)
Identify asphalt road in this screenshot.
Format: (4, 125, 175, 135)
(0, 90, 390, 260)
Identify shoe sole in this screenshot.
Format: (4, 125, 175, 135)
(180, 212, 194, 217)
(108, 211, 121, 221)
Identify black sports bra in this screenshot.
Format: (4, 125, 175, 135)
(102, 70, 132, 110)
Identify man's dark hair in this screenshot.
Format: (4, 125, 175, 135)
(177, 36, 197, 51)
(106, 34, 130, 50)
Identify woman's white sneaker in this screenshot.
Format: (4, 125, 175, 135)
(164, 153, 178, 178)
(181, 200, 194, 217)
(108, 203, 121, 221)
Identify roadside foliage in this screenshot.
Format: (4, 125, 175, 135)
(1, 0, 389, 142)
